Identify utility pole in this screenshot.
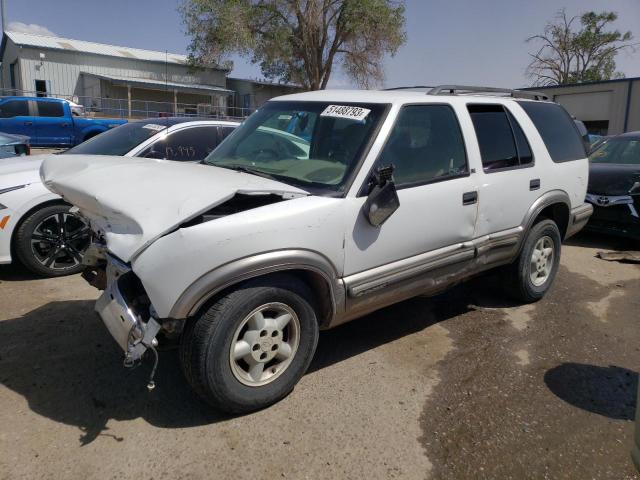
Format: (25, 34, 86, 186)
(1, 0, 6, 33)
(0, 0, 6, 90)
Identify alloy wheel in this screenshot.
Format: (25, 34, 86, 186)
(229, 302, 301, 387)
(30, 212, 90, 272)
(529, 235, 554, 287)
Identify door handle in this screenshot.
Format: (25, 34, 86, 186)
(24, 121, 33, 126)
(530, 178, 541, 191)
(61, 122, 69, 127)
(462, 191, 478, 205)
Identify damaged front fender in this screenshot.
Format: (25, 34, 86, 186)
(40, 154, 308, 262)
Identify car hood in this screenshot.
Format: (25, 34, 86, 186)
(40, 154, 309, 262)
(0, 156, 43, 189)
(588, 163, 640, 196)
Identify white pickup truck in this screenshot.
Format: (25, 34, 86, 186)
(41, 85, 593, 413)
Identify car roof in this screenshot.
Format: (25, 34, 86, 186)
(613, 131, 640, 140)
(270, 89, 555, 106)
(0, 96, 66, 102)
(130, 117, 240, 127)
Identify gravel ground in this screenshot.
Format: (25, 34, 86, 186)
(0, 231, 638, 480)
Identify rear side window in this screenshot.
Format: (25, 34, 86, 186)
(0, 100, 29, 118)
(36, 101, 64, 117)
(516, 101, 587, 162)
(141, 126, 220, 161)
(468, 104, 533, 171)
(506, 110, 533, 165)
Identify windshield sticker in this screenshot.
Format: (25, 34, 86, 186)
(320, 105, 370, 121)
(142, 124, 167, 132)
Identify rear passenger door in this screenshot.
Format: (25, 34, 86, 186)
(0, 99, 35, 140)
(33, 100, 73, 146)
(344, 104, 479, 276)
(467, 103, 539, 237)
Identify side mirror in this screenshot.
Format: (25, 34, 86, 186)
(363, 164, 400, 227)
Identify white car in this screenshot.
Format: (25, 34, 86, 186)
(41, 86, 593, 413)
(0, 118, 238, 276)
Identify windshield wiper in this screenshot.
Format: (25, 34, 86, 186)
(212, 164, 279, 181)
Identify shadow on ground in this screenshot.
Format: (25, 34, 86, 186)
(545, 363, 638, 421)
(0, 262, 43, 282)
(565, 231, 638, 251)
(0, 276, 499, 445)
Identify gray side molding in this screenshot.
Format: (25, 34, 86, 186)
(169, 249, 345, 321)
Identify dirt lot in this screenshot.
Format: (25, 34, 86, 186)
(0, 232, 638, 480)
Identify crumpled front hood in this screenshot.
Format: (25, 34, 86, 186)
(588, 163, 640, 196)
(0, 156, 44, 190)
(40, 154, 308, 262)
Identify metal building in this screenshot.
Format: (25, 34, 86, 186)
(0, 30, 300, 118)
(523, 77, 640, 136)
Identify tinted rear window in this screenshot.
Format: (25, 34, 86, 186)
(66, 122, 163, 156)
(516, 101, 586, 162)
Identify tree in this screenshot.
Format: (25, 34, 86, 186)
(180, 0, 406, 89)
(526, 9, 637, 86)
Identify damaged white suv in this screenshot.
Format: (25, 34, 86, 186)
(41, 86, 593, 413)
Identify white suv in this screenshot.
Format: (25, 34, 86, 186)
(41, 85, 593, 413)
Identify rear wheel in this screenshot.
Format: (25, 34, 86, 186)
(14, 204, 90, 277)
(507, 219, 561, 303)
(180, 276, 319, 413)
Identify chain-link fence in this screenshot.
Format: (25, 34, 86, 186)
(0, 87, 254, 120)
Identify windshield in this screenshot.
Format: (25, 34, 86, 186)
(203, 101, 387, 192)
(66, 122, 167, 156)
(590, 137, 640, 165)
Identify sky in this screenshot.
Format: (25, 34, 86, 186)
(3, 0, 639, 89)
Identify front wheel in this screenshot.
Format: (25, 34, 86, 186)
(13, 204, 90, 277)
(507, 219, 562, 303)
(179, 276, 319, 413)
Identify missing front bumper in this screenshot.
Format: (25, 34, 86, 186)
(94, 254, 161, 364)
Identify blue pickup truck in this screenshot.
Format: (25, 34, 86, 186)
(0, 96, 126, 147)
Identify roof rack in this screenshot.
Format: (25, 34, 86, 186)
(382, 85, 434, 91)
(427, 85, 549, 101)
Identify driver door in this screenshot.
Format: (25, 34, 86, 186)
(342, 104, 479, 300)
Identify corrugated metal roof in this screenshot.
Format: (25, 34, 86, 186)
(82, 72, 234, 94)
(5, 30, 190, 65)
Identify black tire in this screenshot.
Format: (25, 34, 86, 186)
(180, 275, 319, 413)
(507, 219, 562, 303)
(13, 204, 90, 277)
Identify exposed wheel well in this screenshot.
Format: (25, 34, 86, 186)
(534, 202, 570, 239)
(191, 269, 335, 328)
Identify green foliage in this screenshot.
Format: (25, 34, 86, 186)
(526, 9, 637, 86)
(180, 0, 407, 89)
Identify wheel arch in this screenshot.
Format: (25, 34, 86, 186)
(10, 197, 70, 251)
(169, 250, 345, 328)
(519, 190, 571, 254)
